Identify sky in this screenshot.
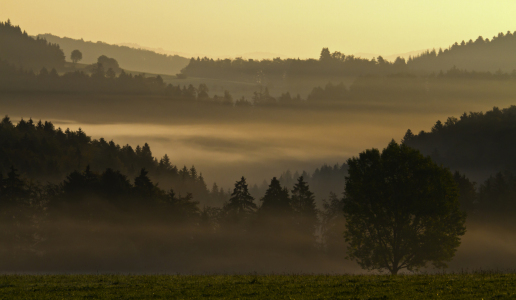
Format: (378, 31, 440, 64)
(2, 0, 516, 59)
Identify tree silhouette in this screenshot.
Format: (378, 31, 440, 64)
(291, 176, 318, 239)
(133, 168, 156, 201)
(344, 141, 466, 275)
(321, 192, 346, 255)
(71, 49, 82, 65)
(319, 48, 331, 61)
(223, 176, 257, 224)
(259, 177, 291, 215)
(165, 189, 200, 222)
(1, 166, 27, 204)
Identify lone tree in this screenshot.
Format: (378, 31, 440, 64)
(71, 49, 82, 65)
(343, 140, 466, 275)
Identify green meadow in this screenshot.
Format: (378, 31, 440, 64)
(1, 273, 515, 299)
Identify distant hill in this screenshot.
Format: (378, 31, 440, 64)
(407, 31, 516, 73)
(0, 20, 65, 71)
(403, 105, 516, 183)
(38, 34, 190, 75)
(181, 31, 516, 81)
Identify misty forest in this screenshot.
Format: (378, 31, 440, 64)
(4, 13, 516, 286)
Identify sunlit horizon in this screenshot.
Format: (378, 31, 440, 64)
(3, 0, 516, 60)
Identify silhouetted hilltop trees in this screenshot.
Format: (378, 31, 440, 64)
(306, 67, 516, 104)
(0, 116, 218, 205)
(5, 39, 516, 107)
(38, 34, 190, 75)
(180, 48, 408, 82)
(181, 32, 516, 81)
(84, 55, 122, 74)
(0, 20, 65, 71)
(0, 59, 229, 102)
(403, 105, 516, 184)
(407, 31, 516, 73)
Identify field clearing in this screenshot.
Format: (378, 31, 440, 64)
(1, 273, 516, 299)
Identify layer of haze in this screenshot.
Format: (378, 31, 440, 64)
(4, 94, 514, 189)
(2, 1, 516, 59)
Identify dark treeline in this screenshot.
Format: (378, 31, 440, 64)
(181, 31, 516, 81)
(0, 116, 228, 207)
(0, 58, 237, 103)
(402, 105, 516, 223)
(2, 112, 516, 271)
(249, 164, 348, 209)
(4, 19, 516, 109)
(306, 67, 516, 104)
(0, 20, 65, 71)
(181, 48, 408, 82)
(2, 123, 515, 272)
(0, 115, 347, 208)
(403, 105, 516, 183)
(0, 164, 347, 272)
(408, 31, 516, 73)
(6, 56, 516, 108)
(4, 18, 516, 108)
(38, 34, 190, 75)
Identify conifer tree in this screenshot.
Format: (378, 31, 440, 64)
(225, 177, 257, 221)
(291, 176, 318, 238)
(260, 177, 291, 215)
(1, 166, 27, 204)
(133, 168, 156, 201)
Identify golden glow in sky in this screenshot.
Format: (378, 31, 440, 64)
(2, 0, 516, 58)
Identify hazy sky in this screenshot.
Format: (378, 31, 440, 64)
(2, 0, 516, 58)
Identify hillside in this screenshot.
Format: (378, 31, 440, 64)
(0, 20, 65, 70)
(38, 34, 190, 75)
(407, 31, 516, 72)
(0, 116, 220, 205)
(180, 31, 516, 83)
(403, 105, 516, 182)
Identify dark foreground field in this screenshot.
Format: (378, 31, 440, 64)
(1, 273, 515, 299)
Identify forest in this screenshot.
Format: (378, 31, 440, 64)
(3, 18, 516, 274)
(38, 34, 189, 75)
(0, 113, 514, 272)
(1, 126, 345, 272)
(180, 31, 516, 81)
(4, 20, 516, 109)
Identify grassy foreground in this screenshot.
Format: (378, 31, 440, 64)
(1, 273, 515, 299)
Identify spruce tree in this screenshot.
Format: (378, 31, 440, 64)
(133, 168, 156, 201)
(225, 176, 257, 220)
(260, 177, 291, 215)
(291, 176, 318, 238)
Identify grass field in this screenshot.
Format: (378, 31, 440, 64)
(1, 273, 515, 299)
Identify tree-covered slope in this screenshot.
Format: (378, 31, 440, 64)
(407, 31, 516, 73)
(38, 34, 190, 75)
(0, 20, 65, 71)
(0, 116, 216, 205)
(403, 105, 516, 182)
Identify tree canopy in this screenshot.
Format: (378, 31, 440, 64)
(223, 176, 257, 226)
(0, 20, 65, 70)
(343, 141, 466, 274)
(71, 49, 82, 64)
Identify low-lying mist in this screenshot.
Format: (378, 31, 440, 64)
(0, 203, 360, 274)
(2, 208, 513, 274)
(3, 93, 512, 188)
